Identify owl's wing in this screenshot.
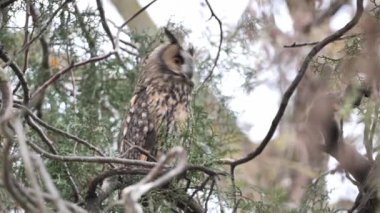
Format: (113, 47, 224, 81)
(120, 88, 157, 160)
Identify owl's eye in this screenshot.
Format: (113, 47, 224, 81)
(174, 55, 184, 65)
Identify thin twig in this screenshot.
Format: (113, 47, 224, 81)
(15, 102, 108, 158)
(73, 3, 96, 57)
(204, 177, 216, 212)
(115, 0, 157, 57)
(119, 0, 157, 30)
(196, 0, 223, 91)
(96, 0, 115, 48)
(189, 175, 212, 200)
(31, 51, 115, 100)
(283, 34, 361, 48)
(120, 143, 158, 161)
(14, 3, 31, 94)
(25, 137, 220, 175)
(27, 139, 158, 167)
(26, 117, 82, 202)
(21, 2, 31, 74)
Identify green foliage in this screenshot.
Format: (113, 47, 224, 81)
(230, 177, 335, 213)
(0, 1, 359, 212)
(0, 0, 242, 210)
(299, 177, 333, 213)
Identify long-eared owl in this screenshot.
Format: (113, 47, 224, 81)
(120, 29, 194, 161)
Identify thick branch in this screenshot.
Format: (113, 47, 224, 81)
(325, 140, 371, 183)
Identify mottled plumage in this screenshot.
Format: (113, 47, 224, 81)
(120, 29, 194, 161)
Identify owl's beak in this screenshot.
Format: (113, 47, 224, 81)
(182, 64, 193, 79)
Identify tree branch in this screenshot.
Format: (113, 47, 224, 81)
(196, 0, 223, 91)
(30, 51, 115, 101)
(230, 0, 364, 168)
(0, 44, 29, 104)
(122, 147, 187, 213)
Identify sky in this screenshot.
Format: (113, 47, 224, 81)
(82, 0, 360, 206)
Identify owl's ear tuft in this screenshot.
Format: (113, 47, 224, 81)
(164, 28, 179, 44)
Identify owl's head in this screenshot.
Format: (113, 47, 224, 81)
(145, 28, 194, 80)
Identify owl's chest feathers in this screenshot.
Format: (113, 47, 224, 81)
(147, 79, 192, 127)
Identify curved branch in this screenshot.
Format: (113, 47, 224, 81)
(0, 45, 29, 104)
(96, 0, 115, 48)
(196, 0, 223, 91)
(228, 1, 364, 207)
(230, 0, 364, 169)
(2, 139, 38, 212)
(86, 167, 151, 202)
(122, 147, 187, 213)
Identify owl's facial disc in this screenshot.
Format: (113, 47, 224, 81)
(161, 45, 194, 80)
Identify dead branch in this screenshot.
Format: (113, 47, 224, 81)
(12, 115, 47, 212)
(122, 147, 187, 213)
(0, 65, 46, 211)
(0, 67, 13, 123)
(1, 112, 45, 211)
(2, 139, 39, 212)
(31, 155, 70, 212)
